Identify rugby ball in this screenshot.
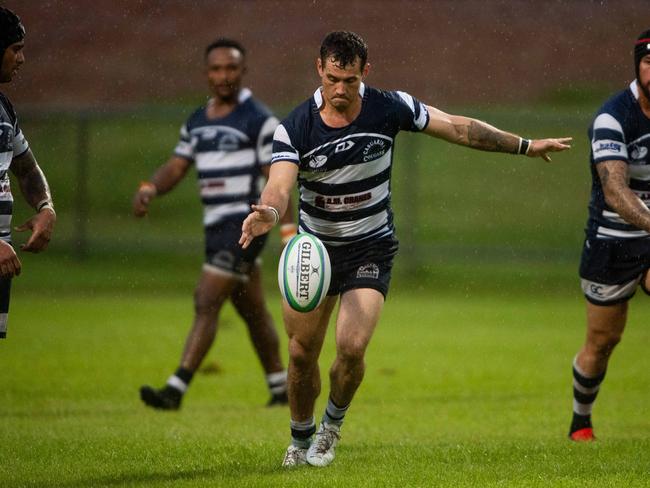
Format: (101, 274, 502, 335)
(278, 233, 331, 313)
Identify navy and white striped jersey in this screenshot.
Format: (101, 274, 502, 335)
(0, 93, 29, 242)
(586, 81, 650, 240)
(272, 84, 429, 246)
(174, 89, 278, 227)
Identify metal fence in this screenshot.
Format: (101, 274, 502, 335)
(17, 107, 589, 273)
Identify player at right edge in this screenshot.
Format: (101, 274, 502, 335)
(569, 29, 650, 442)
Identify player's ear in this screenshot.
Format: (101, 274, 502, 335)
(362, 62, 370, 79)
(316, 57, 323, 76)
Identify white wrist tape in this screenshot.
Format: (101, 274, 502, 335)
(268, 206, 280, 225)
(37, 199, 55, 215)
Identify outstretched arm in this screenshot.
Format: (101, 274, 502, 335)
(597, 160, 650, 233)
(240, 161, 298, 249)
(423, 105, 572, 161)
(132, 156, 191, 217)
(10, 149, 56, 253)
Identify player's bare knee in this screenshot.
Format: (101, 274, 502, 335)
(594, 333, 622, 357)
(587, 330, 622, 360)
(288, 337, 319, 367)
(336, 337, 367, 365)
(193, 288, 223, 316)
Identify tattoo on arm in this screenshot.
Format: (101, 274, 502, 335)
(598, 161, 650, 233)
(10, 150, 53, 209)
(453, 120, 518, 153)
(598, 165, 610, 187)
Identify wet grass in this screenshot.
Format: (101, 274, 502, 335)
(1, 257, 649, 487)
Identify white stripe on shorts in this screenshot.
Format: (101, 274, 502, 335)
(581, 276, 641, 304)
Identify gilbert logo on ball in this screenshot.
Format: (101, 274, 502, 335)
(278, 233, 331, 312)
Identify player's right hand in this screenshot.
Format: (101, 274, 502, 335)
(133, 182, 157, 218)
(15, 208, 56, 253)
(239, 204, 277, 249)
(0, 240, 21, 278)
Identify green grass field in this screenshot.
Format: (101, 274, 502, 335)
(1, 254, 649, 487)
(1, 103, 649, 486)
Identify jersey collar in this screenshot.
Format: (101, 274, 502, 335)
(313, 83, 366, 109)
(630, 80, 639, 100)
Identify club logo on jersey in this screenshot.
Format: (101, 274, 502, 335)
(630, 145, 648, 163)
(356, 263, 379, 280)
(363, 139, 387, 162)
(308, 154, 328, 168)
(334, 140, 355, 153)
(595, 142, 621, 153)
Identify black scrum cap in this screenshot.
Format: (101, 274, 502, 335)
(634, 29, 650, 80)
(0, 7, 25, 55)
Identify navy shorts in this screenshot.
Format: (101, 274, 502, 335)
(326, 236, 398, 298)
(204, 219, 267, 278)
(579, 237, 650, 305)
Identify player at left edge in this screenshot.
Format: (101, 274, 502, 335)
(0, 7, 57, 339)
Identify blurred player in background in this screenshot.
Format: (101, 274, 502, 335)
(240, 31, 571, 467)
(0, 7, 56, 339)
(133, 38, 296, 409)
(569, 29, 650, 442)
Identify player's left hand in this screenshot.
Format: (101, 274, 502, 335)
(527, 137, 573, 162)
(15, 208, 56, 253)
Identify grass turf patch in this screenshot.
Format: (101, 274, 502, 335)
(1, 286, 649, 486)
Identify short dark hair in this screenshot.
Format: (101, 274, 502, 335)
(320, 31, 368, 70)
(204, 38, 246, 60)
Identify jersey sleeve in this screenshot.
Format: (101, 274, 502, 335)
(173, 122, 195, 161)
(590, 112, 628, 164)
(12, 120, 29, 158)
(257, 115, 279, 166)
(390, 91, 430, 132)
(271, 123, 300, 165)
(1, 94, 29, 157)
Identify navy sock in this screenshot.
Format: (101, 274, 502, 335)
(323, 396, 350, 427)
(571, 359, 606, 433)
(290, 417, 316, 449)
(166, 366, 194, 394)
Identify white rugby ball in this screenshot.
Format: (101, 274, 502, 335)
(278, 233, 331, 313)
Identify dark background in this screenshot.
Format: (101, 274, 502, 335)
(3, 0, 649, 109)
